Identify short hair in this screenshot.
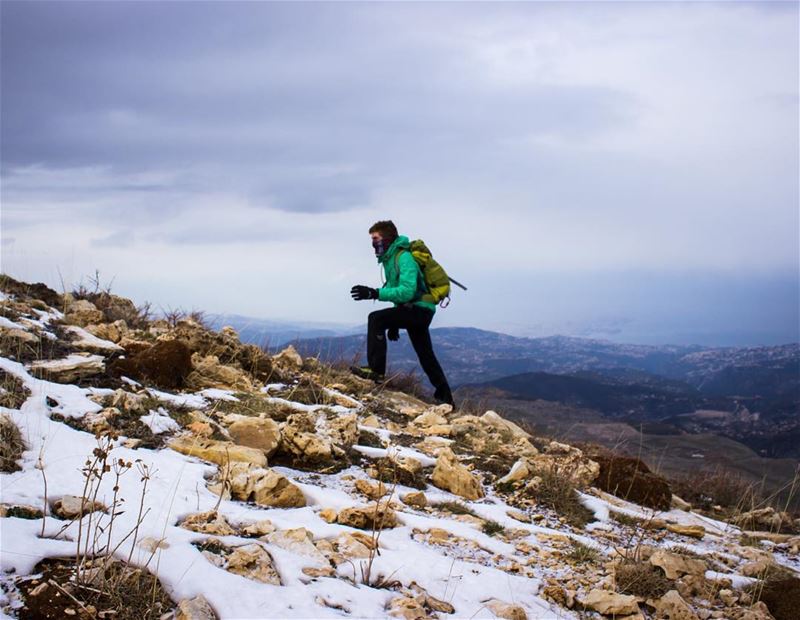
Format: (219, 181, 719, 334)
(369, 220, 398, 241)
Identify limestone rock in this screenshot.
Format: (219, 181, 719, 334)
(582, 589, 640, 616)
(387, 596, 426, 620)
(186, 353, 253, 391)
(323, 412, 359, 448)
(176, 595, 217, 620)
(241, 519, 276, 537)
(649, 549, 706, 580)
(280, 412, 339, 464)
(65, 299, 104, 327)
(355, 478, 388, 500)
(227, 416, 281, 456)
(671, 495, 693, 511)
(31, 354, 105, 383)
(265, 527, 327, 563)
(52, 495, 106, 519)
(318, 508, 338, 523)
(401, 491, 428, 508)
(498, 458, 531, 485)
(431, 448, 484, 500)
(337, 504, 398, 530)
(271, 345, 303, 371)
(224, 462, 306, 508)
(179, 510, 236, 536)
(666, 524, 705, 539)
(484, 599, 528, 620)
(226, 543, 281, 585)
(412, 410, 448, 427)
(480, 411, 530, 439)
(654, 590, 699, 620)
(170, 436, 267, 468)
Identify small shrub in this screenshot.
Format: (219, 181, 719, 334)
(615, 561, 673, 598)
(435, 501, 478, 517)
(481, 519, 505, 537)
(566, 539, 599, 564)
(671, 468, 760, 512)
(0, 414, 25, 472)
(0, 370, 29, 409)
(527, 465, 594, 528)
(610, 511, 645, 528)
(593, 453, 672, 511)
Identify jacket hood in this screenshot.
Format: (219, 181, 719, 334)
(378, 235, 410, 264)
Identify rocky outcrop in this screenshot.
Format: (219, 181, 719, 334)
(185, 353, 254, 391)
(225, 543, 281, 585)
(30, 354, 105, 383)
(64, 299, 104, 327)
(431, 448, 484, 500)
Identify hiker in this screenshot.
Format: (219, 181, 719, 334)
(350, 220, 455, 407)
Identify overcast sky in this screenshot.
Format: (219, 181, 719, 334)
(2, 1, 797, 346)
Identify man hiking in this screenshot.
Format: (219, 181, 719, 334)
(350, 220, 455, 407)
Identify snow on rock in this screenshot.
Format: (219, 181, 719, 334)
(141, 407, 181, 434)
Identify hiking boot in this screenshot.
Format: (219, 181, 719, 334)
(434, 387, 455, 407)
(350, 365, 385, 382)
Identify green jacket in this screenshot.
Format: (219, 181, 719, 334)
(377, 235, 437, 313)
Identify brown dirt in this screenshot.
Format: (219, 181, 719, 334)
(0, 275, 63, 308)
(110, 340, 192, 389)
(591, 453, 672, 511)
(16, 557, 174, 620)
(754, 577, 800, 620)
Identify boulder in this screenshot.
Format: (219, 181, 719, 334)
(226, 543, 281, 585)
(185, 353, 253, 391)
(368, 455, 426, 489)
(241, 519, 276, 538)
(582, 589, 640, 616)
(85, 320, 128, 344)
(227, 416, 281, 456)
(224, 462, 306, 508)
(85, 292, 141, 325)
(412, 410, 448, 428)
(337, 504, 398, 530)
(31, 354, 105, 383)
(484, 599, 528, 620)
(649, 549, 706, 580)
(431, 448, 484, 500)
(480, 411, 530, 439)
(170, 436, 267, 468)
(323, 412, 359, 448)
(64, 299, 104, 327)
(498, 458, 531, 486)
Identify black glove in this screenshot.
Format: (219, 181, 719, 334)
(387, 327, 400, 341)
(350, 285, 379, 301)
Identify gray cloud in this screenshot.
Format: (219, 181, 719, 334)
(1, 1, 797, 345)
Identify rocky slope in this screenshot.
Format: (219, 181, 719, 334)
(0, 277, 798, 620)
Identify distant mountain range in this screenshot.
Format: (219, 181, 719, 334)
(208, 313, 361, 348)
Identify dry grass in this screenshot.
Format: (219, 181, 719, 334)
(481, 519, 506, 537)
(526, 464, 594, 528)
(671, 467, 760, 512)
(615, 561, 673, 598)
(435, 501, 478, 517)
(0, 413, 25, 472)
(566, 539, 600, 564)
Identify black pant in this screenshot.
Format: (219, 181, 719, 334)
(367, 305, 453, 403)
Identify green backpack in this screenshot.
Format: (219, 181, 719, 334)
(395, 239, 465, 307)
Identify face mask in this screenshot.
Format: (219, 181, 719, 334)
(372, 238, 386, 256)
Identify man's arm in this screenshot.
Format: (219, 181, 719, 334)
(378, 251, 419, 304)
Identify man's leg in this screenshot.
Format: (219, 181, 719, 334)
(406, 309, 454, 405)
(366, 307, 404, 376)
